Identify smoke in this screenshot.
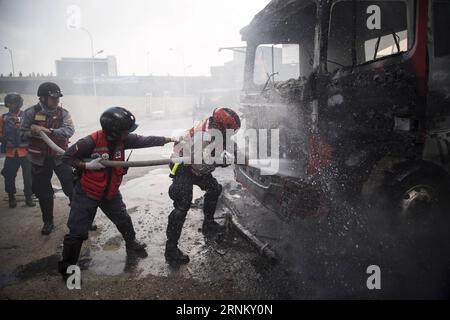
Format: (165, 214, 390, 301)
(0, 0, 270, 77)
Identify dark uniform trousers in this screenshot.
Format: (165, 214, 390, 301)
(68, 182, 135, 241)
(31, 157, 74, 223)
(167, 165, 222, 248)
(1, 155, 32, 196)
(60, 182, 137, 270)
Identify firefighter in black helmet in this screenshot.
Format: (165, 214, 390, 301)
(58, 106, 176, 279)
(0, 93, 35, 208)
(20, 82, 75, 235)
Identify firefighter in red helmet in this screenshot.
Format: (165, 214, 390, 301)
(165, 107, 243, 265)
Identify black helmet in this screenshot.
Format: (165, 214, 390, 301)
(37, 82, 63, 98)
(4, 92, 24, 108)
(100, 107, 138, 138)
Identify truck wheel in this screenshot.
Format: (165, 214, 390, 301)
(387, 171, 450, 232)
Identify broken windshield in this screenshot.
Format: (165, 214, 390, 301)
(243, 1, 317, 93)
(327, 0, 415, 72)
(253, 44, 303, 86)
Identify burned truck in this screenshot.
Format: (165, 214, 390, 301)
(235, 0, 450, 225)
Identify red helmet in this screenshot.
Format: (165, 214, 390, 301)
(212, 107, 241, 131)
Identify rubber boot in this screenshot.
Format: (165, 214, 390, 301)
(8, 193, 17, 208)
(39, 197, 54, 235)
(25, 195, 35, 207)
(165, 242, 190, 265)
(202, 184, 224, 234)
(58, 235, 83, 280)
(125, 239, 148, 258)
(165, 208, 189, 265)
(202, 218, 225, 234)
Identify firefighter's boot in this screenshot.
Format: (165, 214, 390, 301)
(8, 193, 17, 208)
(39, 197, 54, 235)
(58, 236, 83, 280)
(25, 195, 35, 207)
(202, 219, 225, 234)
(125, 239, 148, 258)
(165, 208, 189, 265)
(165, 242, 190, 265)
(202, 183, 224, 234)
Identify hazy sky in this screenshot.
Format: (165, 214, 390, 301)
(0, 0, 270, 77)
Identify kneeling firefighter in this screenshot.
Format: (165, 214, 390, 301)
(58, 106, 176, 278)
(165, 107, 245, 265)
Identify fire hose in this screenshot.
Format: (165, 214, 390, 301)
(39, 132, 279, 259)
(38, 131, 189, 167)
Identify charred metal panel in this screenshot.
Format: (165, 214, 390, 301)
(423, 0, 450, 172)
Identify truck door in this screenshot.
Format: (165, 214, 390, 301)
(322, 0, 419, 188)
(423, 0, 450, 172)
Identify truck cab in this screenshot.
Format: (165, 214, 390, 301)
(236, 0, 450, 222)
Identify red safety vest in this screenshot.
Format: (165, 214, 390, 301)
(187, 117, 210, 138)
(176, 117, 209, 150)
(173, 117, 217, 176)
(28, 105, 69, 156)
(173, 117, 210, 156)
(80, 130, 127, 200)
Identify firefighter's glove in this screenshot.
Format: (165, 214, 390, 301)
(85, 158, 106, 170)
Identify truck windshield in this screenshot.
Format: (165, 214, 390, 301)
(244, 0, 317, 91)
(327, 0, 415, 72)
(253, 44, 302, 86)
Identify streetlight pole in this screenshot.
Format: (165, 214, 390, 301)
(4, 46, 15, 77)
(79, 27, 96, 96)
(183, 64, 192, 97)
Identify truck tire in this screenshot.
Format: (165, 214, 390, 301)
(386, 170, 450, 234)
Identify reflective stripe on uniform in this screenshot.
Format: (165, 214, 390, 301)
(170, 163, 180, 176)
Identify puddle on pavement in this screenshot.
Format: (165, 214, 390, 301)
(1, 168, 260, 294)
(83, 169, 215, 279)
(0, 254, 60, 288)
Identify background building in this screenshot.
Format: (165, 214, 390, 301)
(55, 56, 118, 78)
